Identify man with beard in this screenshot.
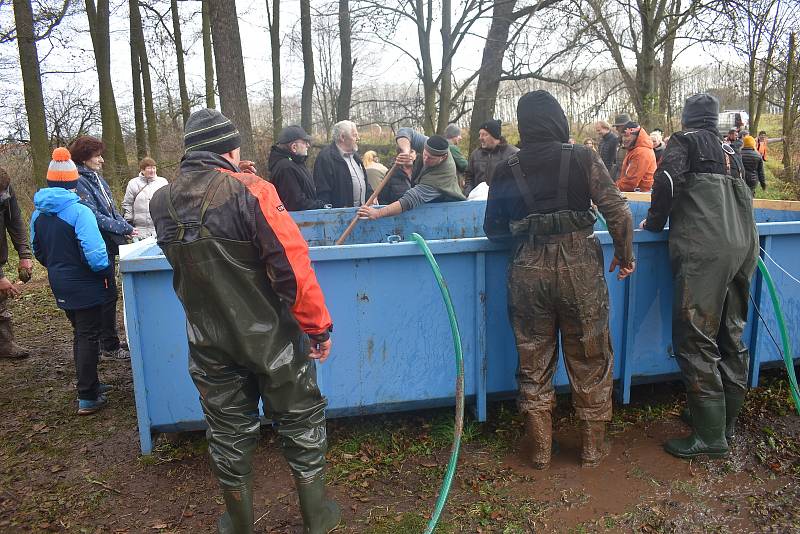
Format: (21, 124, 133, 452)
(268, 125, 326, 211)
(484, 91, 634, 469)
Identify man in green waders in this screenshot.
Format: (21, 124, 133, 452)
(485, 91, 635, 469)
(150, 109, 340, 533)
(641, 93, 758, 458)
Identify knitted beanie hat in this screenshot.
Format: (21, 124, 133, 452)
(425, 135, 450, 156)
(47, 147, 79, 189)
(743, 135, 757, 149)
(479, 119, 502, 140)
(184, 108, 242, 155)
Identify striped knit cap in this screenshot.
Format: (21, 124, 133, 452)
(184, 108, 242, 155)
(47, 147, 79, 189)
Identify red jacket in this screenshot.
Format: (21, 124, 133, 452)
(616, 128, 656, 192)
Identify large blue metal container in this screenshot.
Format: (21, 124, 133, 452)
(120, 195, 800, 454)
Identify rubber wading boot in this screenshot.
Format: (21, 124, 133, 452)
(723, 388, 746, 441)
(524, 412, 553, 469)
(681, 390, 745, 441)
(0, 320, 30, 359)
(580, 421, 610, 468)
(217, 484, 254, 534)
(295, 474, 341, 534)
(664, 397, 729, 459)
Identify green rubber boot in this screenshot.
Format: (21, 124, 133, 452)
(723, 388, 746, 441)
(217, 483, 254, 534)
(295, 473, 341, 534)
(664, 397, 729, 459)
(679, 390, 745, 441)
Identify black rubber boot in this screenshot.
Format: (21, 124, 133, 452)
(723, 388, 746, 440)
(664, 397, 729, 459)
(524, 412, 553, 469)
(0, 320, 30, 359)
(295, 473, 341, 534)
(217, 483, 254, 534)
(679, 405, 691, 427)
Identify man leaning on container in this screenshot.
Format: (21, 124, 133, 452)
(149, 108, 340, 534)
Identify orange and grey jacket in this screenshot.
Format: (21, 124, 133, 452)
(616, 128, 656, 192)
(150, 151, 332, 343)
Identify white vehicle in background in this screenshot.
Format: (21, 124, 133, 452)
(718, 110, 750, 134)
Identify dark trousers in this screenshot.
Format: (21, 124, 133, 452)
(65, 306, 102, 400)
(100, 259, 120, 352)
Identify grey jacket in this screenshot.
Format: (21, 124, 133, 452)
(465, 143, 519, 192)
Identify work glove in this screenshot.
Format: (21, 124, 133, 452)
(18, 258, 32, 283)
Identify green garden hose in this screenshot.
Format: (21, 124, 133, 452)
(410, 233, 465, 534)
(756, 257, 800, 415)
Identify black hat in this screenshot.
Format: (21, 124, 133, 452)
(277, 125, 312, 145)
(613, 113, 632, 126)
(184, 108, 242, 155)
(479, 119, 502, 140)
(624, 121, 640, 130)
(681, 93, 719, 132)
(517, 90, 569, 144)
(425, 135, 450, 156)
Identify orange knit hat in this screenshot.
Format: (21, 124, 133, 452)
(742, 135, 757, 150)
(47, 147, 79, 188)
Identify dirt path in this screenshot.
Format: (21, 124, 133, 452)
(1, 277, 798, 533)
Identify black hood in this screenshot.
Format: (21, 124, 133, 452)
(681, 93, 719, 133)
(268, 145, 307, 172)
(517, 90, 570, 144)
(180, 150, 240, 174)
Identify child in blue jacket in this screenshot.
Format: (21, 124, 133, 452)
(31, 148, 116, 415)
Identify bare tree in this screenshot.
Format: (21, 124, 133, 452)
(336, 0, 353, 121)
(129, 0, 147, 159)
(267, 0, 282, 136)
(11, 0, 68, 185)
(85, 0, 128, 180)
(300, 0, 315, 133)
(208, 0, 255, 158)
(202, 0, 215, 108)
(171, 0, 190, 124)
(130, 0, 159, 160)
(45, 87, 100, 147)
(782, 31, 797, 176)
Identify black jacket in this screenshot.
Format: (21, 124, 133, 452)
(598, 131, 618, 171)
(0, 185, 32, 277)
(646, 128, 745, 232)
(740, 147, 766, 190)
(312, 142, 371, 208)
(268, 145, 325, 211)
(379, 165, 413, 205)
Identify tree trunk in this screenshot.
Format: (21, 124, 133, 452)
(414, 0, 436, 134)
(12, 0, 49, 186)
(85, 0, 127, 181)
(783, 32, 796, 176)
(129, 0, 146, 160)
(336, 0, 353, 121)
(209, 0, 255, 159)
(436, 0, 453, 134)
(468, 0, 516, 153)
(267, 0, 282, 137)
(129, 0, 158, 160)
(171, 0, 190, 125)
(202, 0, 216, 109)
(300, 0, 314, 133)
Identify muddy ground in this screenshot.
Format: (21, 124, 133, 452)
(1, 274, 799, 533)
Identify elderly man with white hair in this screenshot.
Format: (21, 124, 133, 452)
(313, 120, 371, 208)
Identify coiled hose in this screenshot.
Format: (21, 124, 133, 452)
(409, 233, 465, 534)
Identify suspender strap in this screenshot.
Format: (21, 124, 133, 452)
(164, 172, 227, 241)
(557, 143, 573, 209)
(508, 155, 536, 211)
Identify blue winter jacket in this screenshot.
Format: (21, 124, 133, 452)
(76, 165, 133, 254)
(31, 188, 115, 310)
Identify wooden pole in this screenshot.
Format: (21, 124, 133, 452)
(335, 163, 399, 245)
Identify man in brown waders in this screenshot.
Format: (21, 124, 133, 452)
(485, 91, 635, 468)
(150, 109, 340, 533)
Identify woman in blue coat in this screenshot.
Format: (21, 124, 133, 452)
(31, 148, 116, 415)
(69, 136, 135, 361)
